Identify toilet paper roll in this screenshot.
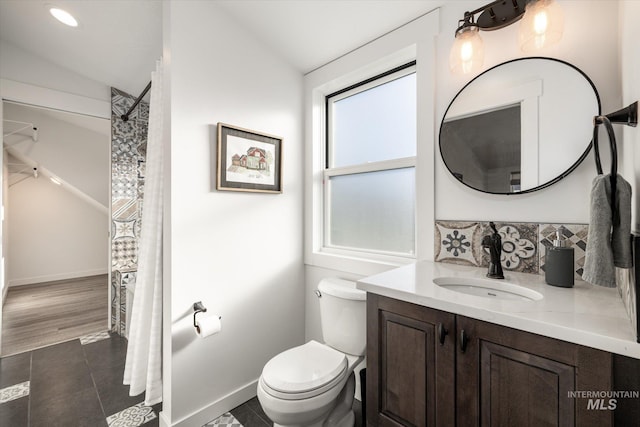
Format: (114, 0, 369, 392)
(195, 313, 222, 338)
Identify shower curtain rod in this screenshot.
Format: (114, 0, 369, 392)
(121, 81, 152, 122)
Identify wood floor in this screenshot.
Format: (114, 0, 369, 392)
(1, 275, 108, 356)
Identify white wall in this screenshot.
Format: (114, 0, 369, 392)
(161, 2, 172, 425)
(166, 2, 304, 425)
(8, 175, 108, 285)
(620, 0, 640, 231)
(435, 0, 621, 223)
(3, 102, 110, 206)
(1, 100, 5, 306)
(0, 39, 109, 102)
(0, 41, 111, 119)
(620, 0, 640, 340)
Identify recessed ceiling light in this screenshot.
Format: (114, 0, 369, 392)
(49, 7, 78, 27)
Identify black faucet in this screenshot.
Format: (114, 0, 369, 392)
(481, 222, 504, 279)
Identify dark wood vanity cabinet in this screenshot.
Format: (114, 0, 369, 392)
(455, 315, 612, 427)
(366, 294, 616, 427)
(366, 293, 455, 426)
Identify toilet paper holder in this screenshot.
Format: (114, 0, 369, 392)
(193, 301, 221, 327)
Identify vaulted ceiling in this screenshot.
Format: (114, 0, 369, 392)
(0, 0, 162, 97)
(0, 0, 443, 96)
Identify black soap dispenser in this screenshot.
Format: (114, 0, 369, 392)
(545, 229, 574, 288)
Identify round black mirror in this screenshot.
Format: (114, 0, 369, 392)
(439, 57, 600, 194)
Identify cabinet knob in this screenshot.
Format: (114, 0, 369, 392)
(460, 329, 469, 353)
(437, 323, 448, 345)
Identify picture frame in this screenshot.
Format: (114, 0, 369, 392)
(216, 123, 283, 193)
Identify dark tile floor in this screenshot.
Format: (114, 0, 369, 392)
(229, 397, 271, 427)
(0, 333, 161, 427)
(1, 333, 363, 427)
(228, 396, 363, 427)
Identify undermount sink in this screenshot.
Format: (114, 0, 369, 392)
(433, 276, 544, 302)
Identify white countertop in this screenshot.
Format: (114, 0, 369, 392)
(357, 261, 640, 359)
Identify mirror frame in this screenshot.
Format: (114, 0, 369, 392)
(439, 57, 601, 195)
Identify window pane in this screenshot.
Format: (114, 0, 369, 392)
(328, 168, 415, 254)
(331, 73, 416, 167)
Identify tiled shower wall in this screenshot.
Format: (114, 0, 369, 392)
(435, 220, 636, 331)
(110, 88, 149, 336)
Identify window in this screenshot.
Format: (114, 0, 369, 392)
(324, 62, 416, 257)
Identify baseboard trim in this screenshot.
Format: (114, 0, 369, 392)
(158, 411, 171, 427)
(8, 268, 108, 287)
(2, 284, 8, 306)
(172, 379, 258, 427)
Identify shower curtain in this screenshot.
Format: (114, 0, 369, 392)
(123, 60, 164, 405)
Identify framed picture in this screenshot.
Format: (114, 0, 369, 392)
(217, 123, 283, 193)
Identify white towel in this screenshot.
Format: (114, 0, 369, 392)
(582, 174, 632, 288)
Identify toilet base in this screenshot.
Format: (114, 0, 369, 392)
(323, 372, 356, 427)
(261, 372, 357, 427)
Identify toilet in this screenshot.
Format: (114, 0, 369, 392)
(257, 278, 366, 427)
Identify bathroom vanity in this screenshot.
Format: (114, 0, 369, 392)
(357, 261, 640, 426)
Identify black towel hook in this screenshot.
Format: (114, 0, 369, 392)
(592, 115, 618, 221)
(592, 115, 617, 176)
(604, 101, 638, 128)
(592, 101, 638, 224)
(593, 101, 637, 176)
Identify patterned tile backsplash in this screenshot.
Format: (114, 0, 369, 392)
(435, 220, 586, 277)
(539, 223, 589, 279)
(435, 221, 483, 266)
(485, 222, 538, 274)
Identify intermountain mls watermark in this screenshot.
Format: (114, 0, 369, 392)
(568, 390, 640, 410)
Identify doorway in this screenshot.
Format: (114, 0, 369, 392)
(1, 101, 110, 356)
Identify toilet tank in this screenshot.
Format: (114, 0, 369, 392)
(318, 278, 366, 356)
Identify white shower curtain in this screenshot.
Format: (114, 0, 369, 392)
(123, 60, 164, 405)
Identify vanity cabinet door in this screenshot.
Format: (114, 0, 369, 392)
(366, 294, 455, 427)
(456, 316, 613, 427)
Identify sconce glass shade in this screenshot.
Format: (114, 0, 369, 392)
(519, 0, 564, 51)
(450, 26, 484, 75)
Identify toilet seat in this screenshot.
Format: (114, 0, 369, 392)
(261, 340, 348, 400)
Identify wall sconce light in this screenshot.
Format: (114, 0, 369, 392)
(450, 0, 564, 74)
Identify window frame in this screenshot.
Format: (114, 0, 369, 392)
(322, 63, 417, 260)
(304, 9, 439, 277)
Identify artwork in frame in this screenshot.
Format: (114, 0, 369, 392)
(217, 123, 282, 193)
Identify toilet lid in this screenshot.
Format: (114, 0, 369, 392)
(262, 340, 347, 394)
